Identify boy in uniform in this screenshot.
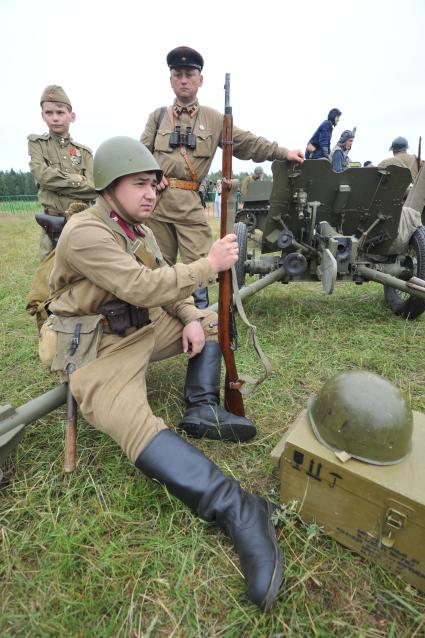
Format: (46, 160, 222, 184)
(28, 85, 97, 260)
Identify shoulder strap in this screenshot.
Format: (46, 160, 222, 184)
(155, 106, 167, 130)
(152, 106, 167, 148)
(28, 133, 49, 142)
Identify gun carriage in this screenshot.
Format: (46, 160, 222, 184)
(234, 159, 425, 320)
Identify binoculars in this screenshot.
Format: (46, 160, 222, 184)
(169, 125, 196, 149)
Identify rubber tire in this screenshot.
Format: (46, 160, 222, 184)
(234, 221, 247, 289)
(235, 209, 257, 234)
(384, 225, 425, 320)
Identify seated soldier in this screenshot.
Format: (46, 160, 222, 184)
(378, 137, 421, 182)
(43, 136, 283, 610)
(330, 129, 356, 173)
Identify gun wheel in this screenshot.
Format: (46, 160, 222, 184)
(234, 222, 247, 289)
(235, 210, 257, 235)
(384, 225, 425, 320)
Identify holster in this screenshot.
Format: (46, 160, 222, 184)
(35, 213, 66, 247)
(98, 299, 151, 336)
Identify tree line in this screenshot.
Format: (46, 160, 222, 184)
(0, 168, 271, 198)
(209, 170, 271, 186)
(0, 170, 37, 197)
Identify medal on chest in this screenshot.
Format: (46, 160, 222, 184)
(69, 146, 82, 165)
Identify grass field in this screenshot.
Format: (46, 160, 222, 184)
(1, 215, 425, 637)
(0, 198, 39, 216)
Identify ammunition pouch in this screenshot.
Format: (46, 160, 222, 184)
(45, 314, 104, 373)
(98, 299, 151, 336)
(35, 213, 66, 247)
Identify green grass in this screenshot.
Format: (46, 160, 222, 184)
(1, 215, 425, 637)
(0, 198, 39, 216)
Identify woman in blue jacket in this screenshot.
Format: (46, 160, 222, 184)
(305, 108, 341, 159)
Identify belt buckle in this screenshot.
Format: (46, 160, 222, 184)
(168, 177, 177, 188)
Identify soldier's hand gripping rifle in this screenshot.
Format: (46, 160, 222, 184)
(218, 74, 245, 417)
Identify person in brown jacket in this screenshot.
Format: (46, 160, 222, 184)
(378, 137, 420, 181)
(141, 46, 304, 308)
(28, 85, 97, 260)
(46, 136, 283, 611)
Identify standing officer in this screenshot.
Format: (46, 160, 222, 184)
(141, 46, 304, 309)
(28, 85, 97, 260)
(44, 136, 282, 610)
(378, 137, 420, 181)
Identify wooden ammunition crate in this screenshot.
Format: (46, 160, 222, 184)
(271, 410, 425, 593)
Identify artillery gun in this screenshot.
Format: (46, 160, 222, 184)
(235, 159, 425, 319)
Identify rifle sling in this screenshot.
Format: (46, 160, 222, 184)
(231, 266, 273, 395)
(223, 180, 272, 393)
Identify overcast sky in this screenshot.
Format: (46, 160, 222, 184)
(1, 0, 424, 176)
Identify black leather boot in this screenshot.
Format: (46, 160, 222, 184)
(180, 341, 257, 442)
(135, 429, 283, 611)
(192, 287, 209, 309)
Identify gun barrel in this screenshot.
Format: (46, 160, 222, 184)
(224, 73, 231, 115)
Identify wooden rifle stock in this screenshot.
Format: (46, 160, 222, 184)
(218, 74, 245, 416)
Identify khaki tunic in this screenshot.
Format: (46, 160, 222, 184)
(377, 152, 419, 181)
(49, 198, 218, 462)
(141, 101, 286, 265)
(28, 132, 97, 259)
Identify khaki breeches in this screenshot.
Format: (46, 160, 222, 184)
(147, 216, 213, 266)
(70, 310, 218, 463)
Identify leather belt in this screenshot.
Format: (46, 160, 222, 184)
(166, 177, 200, 191)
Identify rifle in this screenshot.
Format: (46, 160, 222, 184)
(418, 136, 422, 173)
(218, 74, 245, 416)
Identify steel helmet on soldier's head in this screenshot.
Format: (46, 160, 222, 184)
(308, 371, 413, 465)
(94, 136, 163, 191)
(389, 136, 409, 152)
(254, 166, 264, 176)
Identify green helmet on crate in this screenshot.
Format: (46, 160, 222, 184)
(308, 371, 413, 465)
